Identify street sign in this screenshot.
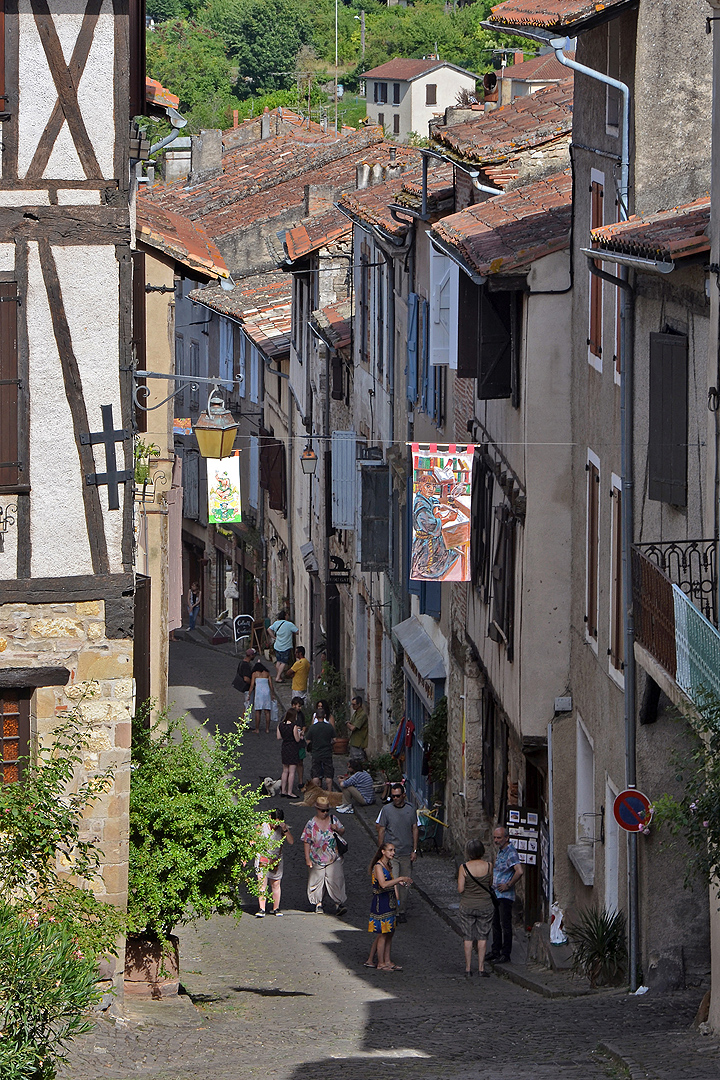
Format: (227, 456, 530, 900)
(613, 788, 652, 833)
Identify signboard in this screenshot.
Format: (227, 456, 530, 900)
(207, 457, 241, 524)
(613, 788, 652, 833)
(328, 555, 351, 585)
(506, 805, 540, 866)
(410, 443, 474, 582)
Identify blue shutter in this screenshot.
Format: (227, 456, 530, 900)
(422, 580, 441, 619)
(331, 430, 356, 529)
(219, 319, 233, 384)
(420, 297, 429, 414)
(407, 292, 419, 404)
(237, 333, 246, 398)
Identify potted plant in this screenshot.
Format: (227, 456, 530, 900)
(133, 439, 161, 489)
(310, 660, 349, 754)
(127, 711, 268, 998)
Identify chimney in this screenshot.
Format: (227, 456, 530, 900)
(190, 129, 222, 181)
(514, 50, 523, 65)
(260, 108, 271, 140)
(389, 147, 396, 163)
(304, 183, 336, 216)
(356, 162, 370, 189)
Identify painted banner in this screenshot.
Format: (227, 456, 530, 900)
(410, 443, 474, 582)
(207, 455, 242, 524)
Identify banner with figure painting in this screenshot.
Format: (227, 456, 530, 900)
(410, 444, 474, 582)
(207, 455, 242, 524)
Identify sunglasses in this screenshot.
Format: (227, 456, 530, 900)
(391, 793, 404, 799)
(317, 807, 330, 813)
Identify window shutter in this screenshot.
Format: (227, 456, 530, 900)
(589, 180, 603, 359)
(648, 332, 688, 506)
(219, 319, 233, 385)
(331, 354, 344, 399)
(422, 580, 441, 619)
(0, 281, 19, 488)
(419, 297, 429, 411)
(488, 505, 516, 661)
(457, 274, 480, 379)
(407, 292, 419, 403)
(426, 83, 437, 106)
(0, 690, 30, 784)
(478, 290, 513, 399)
(610, 487, 623, 669)
(471, 449, 494, 597)
(129, 0, 146, 117)
(324, 449, 335, 536)
(429, 249, 458, 367)
(237, 330, 246, 398)
(132, 252, 147, 433)
(360, 464, 389, 571)
(586, 460, 599, 638)
(248, 435, 259, 509)
(267, 440, 286, 514)
(250, 345, 259, 403)
(331, 430, 356, 529)
(183, 449, 199, 520)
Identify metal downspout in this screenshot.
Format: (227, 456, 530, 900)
(553, 36, 640, 990)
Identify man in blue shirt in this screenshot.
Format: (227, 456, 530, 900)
(487, 825, 523, 964)
(268, 610, 299, 681)
(337, 762, 375, 813)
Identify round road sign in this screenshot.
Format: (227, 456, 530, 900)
(613, 788, 652, 833)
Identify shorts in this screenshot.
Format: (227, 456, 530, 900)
(457, 907, 494, 941)
(275, 648, 292, 665)
(311, 756, 334, 780)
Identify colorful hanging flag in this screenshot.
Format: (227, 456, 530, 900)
(207, 455, 241, 524)
(410, 443, 474, 582)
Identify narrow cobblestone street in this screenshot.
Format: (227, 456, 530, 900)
(63, 641, 720, 1080)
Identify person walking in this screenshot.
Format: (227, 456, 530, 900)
(347, 695, 369, 763)
(300, 794, 347, 916)
(376, 783, 418, 923)
(268, 610, 299, 682)
(291, 696, 308, 786)
(249, 661, 276, 734)
(337, 761, 375, 813)
(368, 842, 412, 972)
(283, 646, 311, 703)
(187, 581, 201, 631)
(277, 708, 302, 798)
(255, 809, 293, 917)
(487, 825, 523, 964)
(233, 647, 256, 715)
(457, 839, 495, 977)
(306, 709, 336, 791)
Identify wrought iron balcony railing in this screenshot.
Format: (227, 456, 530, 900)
(633, 539, 716, 626)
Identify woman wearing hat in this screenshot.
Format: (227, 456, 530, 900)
(300, 792, 347, 916)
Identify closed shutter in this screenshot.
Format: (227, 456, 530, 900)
(360, 464, 389, 571)
(237, 332, 246, 398)
(407, 292, 419, 403)
(419, 297, 429, 411)
(132, 252, 147, 433)
(487, 505, 516, 662)
(586, 460, 599, 638)
(248, 435, 259, 509)
(471, 449, 495, 599)
(589, 180, 603, 359)
(183, 449, 199, 520)
(429, 249, 458, 367)
(407, 474, 421, 597)
(133, 574, 151, 716)
(219, 319, 234, 385)
(0, 690, 30, 784)
(0, 281, 19, 488)
(457, 274, 480, 379)
(422, 580, 441, 619)
(481, 689, 495, 818)
(262, 439, 286, 514)
(648, 332, 688, 506)
(331, 430, 356, 529)
(478, 289, 513, 399)
(610, 486, 623, 669)
(129, 0, 146, 117)
(250, 346, 259, 403)
(325, 449, 335, 536)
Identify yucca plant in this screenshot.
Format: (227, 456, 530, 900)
(568, 906, 628, 987)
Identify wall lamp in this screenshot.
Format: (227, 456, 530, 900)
(133, 372, 241, 459)
(300, 443, 318, 475)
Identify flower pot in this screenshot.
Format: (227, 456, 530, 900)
(124, 934, 180, 999)
(332, 737, 349, 755)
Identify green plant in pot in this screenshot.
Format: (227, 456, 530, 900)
(568, 906, 628, 988)
(127, 710, 269, 996)
(133, 438, 161, 486)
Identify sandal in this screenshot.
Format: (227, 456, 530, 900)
(363, 961, 377, 968)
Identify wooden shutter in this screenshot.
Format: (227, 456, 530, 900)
(407, 292, 419, 402)
(393, 83, 400, 105)
(360, 464, 389, 571)
(324, 449, 335, 537)
(589, 181, 603, 359)
(393, 114, 400, 136)
(457, 274, 480, 379)
(488, 505, 516, 661)
(183, 449, 199, 520)
(129, 0, 147, 117)
(331, 430, 356, 529)
(648, 332, 688, 506)
(429, 249, 458, 367)
(0, 281, 20, 489)
(586, 460, 599, 639)
(478, 289, 513, 399)
(610, 486, 623, 670)
(426, 84, 437, 106)
(471, 450, 495, 599)
(481, 688, 495, 818)
(0, 0, 6, 109)
(422, 579, 441, 619)
(264, 439, 286, 514)
(0, 690, 30, 784)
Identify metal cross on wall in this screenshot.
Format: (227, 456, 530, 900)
(80, 405, 133, 511)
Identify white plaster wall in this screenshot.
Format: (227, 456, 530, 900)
(75, 0, 116, 179)
(0, 191, 50, 206)
(409, 72, 477, 139)
(18, 2, 58, 178)
(57, 189, 102, 205)
(0, 498, 18, 577)
(0, 244, 15, 271)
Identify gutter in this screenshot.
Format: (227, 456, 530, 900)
(580, 247, 674, 275)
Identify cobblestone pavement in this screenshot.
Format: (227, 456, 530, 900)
(62, 641, 720, 1080)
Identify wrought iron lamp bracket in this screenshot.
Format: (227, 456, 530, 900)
(133, 371, 243, 413)
(0, 502, 17, 552)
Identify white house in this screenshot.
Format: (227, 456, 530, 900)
(362, 58, 477, 142)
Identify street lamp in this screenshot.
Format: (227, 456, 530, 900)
(193, 387, 239, 459)
(300, 443, 318, 475)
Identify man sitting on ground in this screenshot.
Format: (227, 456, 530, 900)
(337, 761, 375, 813)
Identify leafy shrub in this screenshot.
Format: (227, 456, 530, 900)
(568, 906, 628, 987)
(366, 752, 402, 782)
(423, 695, 448, 785)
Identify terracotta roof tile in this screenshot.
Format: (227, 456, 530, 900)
(188, 273, 292, 358)
(311, 298, 353, 350)
(284, 208, 352, 262)
(591, 198, 710, 263)
(361, 58, 475, 81)
(136, 198, 228, 278)
(486, 0, 633, 34)
(496, 51, 570, 81)
(431, 170, 571, 276)
(338, 165, 451, 236)
(145, 77, 179, 110)
(432, 78, 573, 165)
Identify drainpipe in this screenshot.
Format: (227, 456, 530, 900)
(551, 37, 639, 991)
(149, 107, 188, 155)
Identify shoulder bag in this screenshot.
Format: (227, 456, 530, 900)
(462, 862, 498, 909)
(333, 821, 349, 858)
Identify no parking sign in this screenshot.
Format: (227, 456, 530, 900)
(613, 788, 652, 833)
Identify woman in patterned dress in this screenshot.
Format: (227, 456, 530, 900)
(367, 842, 412, 972)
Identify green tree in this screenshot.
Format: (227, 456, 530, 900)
(146, 19, 243, 126)
(204, 0, 313, 93)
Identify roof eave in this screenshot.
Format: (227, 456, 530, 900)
(482, 1, 638, 41)
(581, 247, 674, 274)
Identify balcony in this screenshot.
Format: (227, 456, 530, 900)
(632, 541, 720, 706)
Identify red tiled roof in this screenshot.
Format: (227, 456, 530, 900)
(591, 198, 710, 263)
(285, 209, 351, 262)
(242, 303, 292, 359)
(432, 78, 573, 165)
(136, 199, 228, 279)
(338, 165, 452, 236)
(226, 107, 357, 143)
(486, 0, 633, 34)
(145, 77, 179, 110)
(188, 273, 292, 358)
(431, 170, 571, 276)
(311, 299, 353, 350)
(361, 58, 475, 81)
(497, 51, 570, 81)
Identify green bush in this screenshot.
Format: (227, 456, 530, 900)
(568, 906, 628, 988)
(423, 695, 448, 785)
(128, 713, 270, 940)
(366, 752, 402, 782)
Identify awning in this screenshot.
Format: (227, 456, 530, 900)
(392, 616, 446, 681)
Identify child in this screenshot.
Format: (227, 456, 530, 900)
(367, 841, 412, 971)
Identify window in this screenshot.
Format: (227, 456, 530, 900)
(374, 82, 387, 104)
(129, 0, 147, 117)
(576, 717, 595, 844)
(430, 364, 447, 428)
(237, 331, 246, 398)
(588, 172, 604, 369)
(487, 504, 516, 661)
(648, 332, 688, 506)
(360, 464, 389, 571)
(1, 690, 30, 784)
(426, 83, 437, 106)
(174, 334, 185, 409)
(377, 112, 385, 129)
(609, 476, 623, 674)
(358, 243, 371, 364)
(249, 344, 259, 404)
(585, 451, 600, 645)
(470, 449, 495, 601)
(429, 248, 458, 367)
(375, 263, 385, 375)
(132, 253, 147, 434)
(259, 436, 287, 515)
(457, 276, 521, 403)
(393, 114, 400, 136)
(0, 282, 20, 490)
(393, 82, 401, 105)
